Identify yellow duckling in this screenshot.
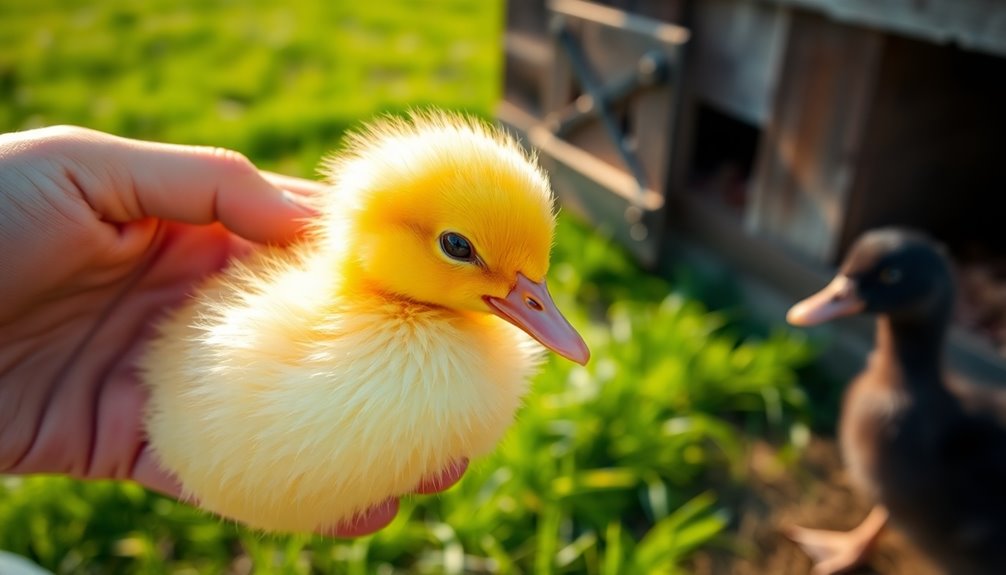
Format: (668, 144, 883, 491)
(139, 111, 589, 533)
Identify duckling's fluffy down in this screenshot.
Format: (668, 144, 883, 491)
(140, 113, 548, 533)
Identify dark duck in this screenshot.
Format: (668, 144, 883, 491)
(784, 228, 1006, 575)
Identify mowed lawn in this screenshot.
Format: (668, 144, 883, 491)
(0, 1, 816, 573)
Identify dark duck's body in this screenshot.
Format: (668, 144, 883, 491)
(786, 229, 1006, 575)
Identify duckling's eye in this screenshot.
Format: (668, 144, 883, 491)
(440, 232, 474, 262)
(879, 267, 902, 285)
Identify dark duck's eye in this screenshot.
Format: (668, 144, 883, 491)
(440, 232, 474, 262)
(879, 267, 902, 285)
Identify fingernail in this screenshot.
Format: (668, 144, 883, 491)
(281, 189, 318, 216)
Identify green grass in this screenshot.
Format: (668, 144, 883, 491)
(0, 0, 817, 572)
(0, 0, 502, 174)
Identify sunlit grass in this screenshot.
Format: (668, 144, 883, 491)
(0, 0, 502, 174)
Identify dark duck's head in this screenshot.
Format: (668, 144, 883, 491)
(788, 228, 956, 334)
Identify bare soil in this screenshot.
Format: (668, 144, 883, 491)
(690, 438, 943, 575)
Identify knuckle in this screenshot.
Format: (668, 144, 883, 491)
(38, 124, 95, 141)
(9, 125, 103, 158)
(203, 146, 255, 174)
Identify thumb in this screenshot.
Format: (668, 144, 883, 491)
(32, 126, 320, 245)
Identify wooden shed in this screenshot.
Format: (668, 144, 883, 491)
(499, 0, 1006, 382)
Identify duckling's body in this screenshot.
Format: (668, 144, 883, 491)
(144, 250, 538, 531)
(787, 229, 1006, 574)
(140, 112, 588, 533)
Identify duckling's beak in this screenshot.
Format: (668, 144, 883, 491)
(484, 273, 590, 365)
(787, 275, 865, 326)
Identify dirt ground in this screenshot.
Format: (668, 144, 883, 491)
(689, 438, 944, 575)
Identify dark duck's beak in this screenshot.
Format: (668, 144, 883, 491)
(787, 275, 866, 327)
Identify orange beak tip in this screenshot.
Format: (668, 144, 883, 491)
(785, 302, 815, 327)
(786, 276, 865, 327)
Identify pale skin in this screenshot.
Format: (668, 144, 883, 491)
(0, 125, 467, 537)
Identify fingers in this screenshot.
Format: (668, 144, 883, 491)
(131, 456, 468, 538)
(25, 126, 321, 245)
(318, 499, 401, 538)
(413, 458, 469, 494)
(261, 171, 327, 199)
(133, 461, 400, 539)
(109, 138, 318, 245)
(317, 459, 469, 538)
(133, 452, 401, 539)
(131, 445, 185, 499)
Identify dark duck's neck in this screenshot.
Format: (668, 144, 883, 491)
(873, 288, 953, 391)
(876, 316, 943, 376)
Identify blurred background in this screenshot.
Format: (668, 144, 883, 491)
(2, 0, 1004, 573)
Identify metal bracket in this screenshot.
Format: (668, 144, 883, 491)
(548, 16, 671, 211)
(528, 0, 689, 265)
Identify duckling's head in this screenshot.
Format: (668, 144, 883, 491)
(787, 228, 955, 326)
(319, 111, 589, 364)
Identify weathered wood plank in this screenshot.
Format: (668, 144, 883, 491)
(692, 0, 789, 126)
(767, 0, 1006, 59)
(746, 11, 883, 263)
(839, 33, 1006, 256)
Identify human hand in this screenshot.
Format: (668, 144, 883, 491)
(0, 125, 467, 536)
